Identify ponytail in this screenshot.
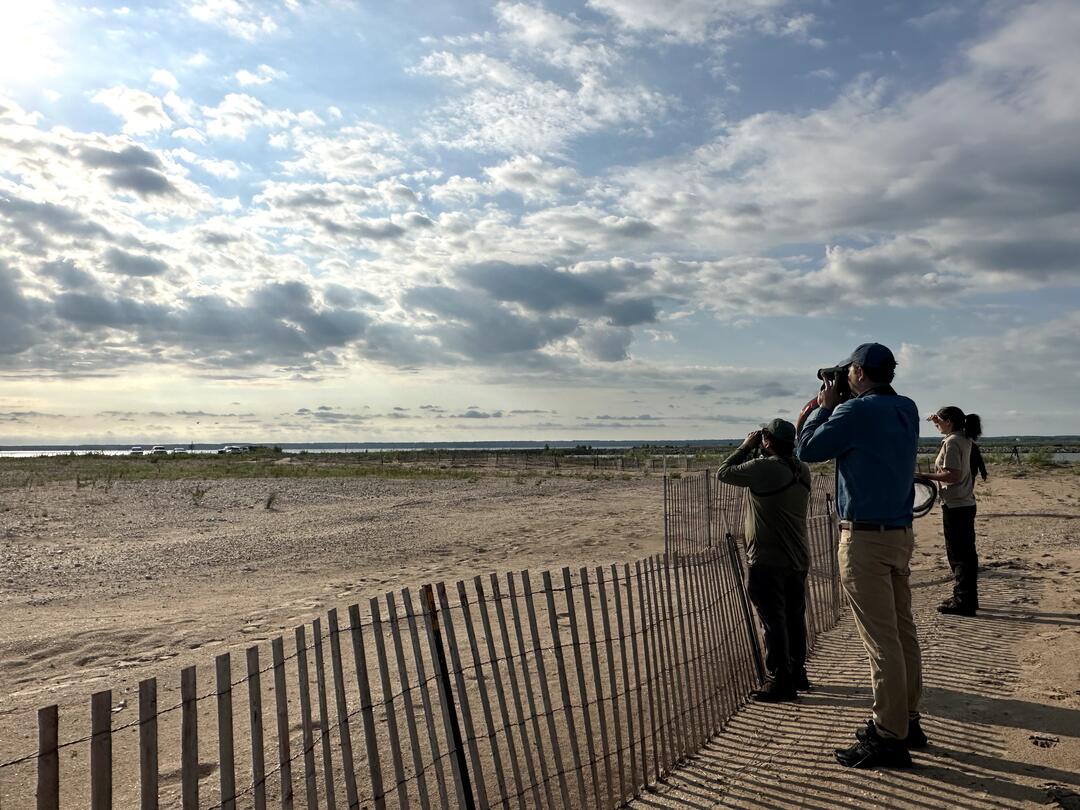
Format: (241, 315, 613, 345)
(964, 413, 982, 440)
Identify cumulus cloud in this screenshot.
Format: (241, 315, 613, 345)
(201, 93, 294, 139)
(150, 69, 179, 90)
(601, 0, 1080, 309)
(92, 87, 172, 134)
(236, 64, 287, 86)
(277, 124, 409, 180)
(103, 247, 169, 277)
(0, 0, 1077, 443)
(484, 154, 580, 202)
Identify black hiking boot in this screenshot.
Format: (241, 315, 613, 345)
(794, 671, 812, 692)
(835, 722, 913, 768)
(856, 717, 928, 749)
(751, 680, 798, 703)
(938, 600, 977, 616)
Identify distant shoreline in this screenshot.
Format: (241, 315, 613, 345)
(2, 436, 1079, 450)
(2, 436, 1079, 459)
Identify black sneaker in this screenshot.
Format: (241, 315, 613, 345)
(835, 724, 913, 768)
(856, 718, 928, 749)
(751, 680, 798, 703)
(794, 671, 812, 691)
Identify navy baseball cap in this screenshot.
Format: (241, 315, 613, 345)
(839, 342, 896, 371)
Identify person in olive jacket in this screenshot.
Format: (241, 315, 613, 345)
(718, 418, 811, 703)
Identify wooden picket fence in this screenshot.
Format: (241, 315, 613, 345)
(663, 468, 843, 665)
(3, 472, 842, 810)
(663, 469, 837, 557)
(3, 550, 789, 810)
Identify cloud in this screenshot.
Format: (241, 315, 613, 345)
(404, 283, 579, 363)
(187, 0, 280, 40)
(201, 93, 294, 139)
(600, 1, 1080, 310)
(0, 194, 114, 246)
(456, 260, 659, 328)
(171, 147, 241, 179)
(172, 127, 207, 143)
(236, 64, 287, 86)
(277, 125, 408, 180)
(78, 142, 182, 197)
(150, 70, 179, 90)
(578, 325, 633, 361)
(413, 50, 668, 154)
(103, 247, 169, 277)
(0, 264, 39, 356)
(495, 2, 614, 71)
(587, 0, 790, 43)
(484, 154, 580, 202)
(92, 87, 172, 134)
(454, 409, 504, 418)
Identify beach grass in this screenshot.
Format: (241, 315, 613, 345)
(0, 450, 486, 487)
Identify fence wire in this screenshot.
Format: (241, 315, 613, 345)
(4, 479, 841, 810)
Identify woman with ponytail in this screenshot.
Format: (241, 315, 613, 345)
(966, 413, 988, 482)
(925, 406, 980, 615)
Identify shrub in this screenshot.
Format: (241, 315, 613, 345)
(1025, 449, 1054, 466)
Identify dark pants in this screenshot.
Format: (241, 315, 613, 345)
(942, 504, 979, 608)
(747, 563, 808, 685)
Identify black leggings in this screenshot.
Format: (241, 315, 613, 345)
(942, 504, 978, 608)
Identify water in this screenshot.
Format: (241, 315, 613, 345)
(0, 441, 726, 458)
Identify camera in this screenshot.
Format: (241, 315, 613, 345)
(816, 364, 853, 403)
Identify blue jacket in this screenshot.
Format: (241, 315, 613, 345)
(797, 387, 920, 526)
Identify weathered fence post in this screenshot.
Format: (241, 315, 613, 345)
(245, 648, 266, 810)
(725, 534, 765, 686)
(181, 666, 199, 810)
(139, 678, 158, 810)
(215, 654, 236, 810)
(292, 626, 320, 810)
(270, 637, 294, 810)
(325, 609, 359, 810)
(421, 584, 475, 810)
(345, 603, 382, 810)
(37, 705, 59, 810)
(90, 689, 112, 810)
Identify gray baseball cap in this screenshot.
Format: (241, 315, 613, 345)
(761, 418, 796, 443)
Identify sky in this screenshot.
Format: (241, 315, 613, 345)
(1, 0, 1078, 445)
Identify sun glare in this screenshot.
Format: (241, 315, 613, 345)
(0, 1, 65, 86)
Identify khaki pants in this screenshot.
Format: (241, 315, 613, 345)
(839, 527, 922, 739)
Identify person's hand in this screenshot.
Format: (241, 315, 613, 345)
(818, 378, 842, 410)
(741, 430, 762, 449)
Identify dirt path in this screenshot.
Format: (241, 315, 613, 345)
(629, 469, 1080, 809)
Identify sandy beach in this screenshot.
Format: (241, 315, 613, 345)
(1, 463, 1078, 807)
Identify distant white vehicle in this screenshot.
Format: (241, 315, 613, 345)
(172, 447, 189, 454)
(130, 446, 144, 456)
(150, 446, 168, 455)
(218, 445, 247, 454)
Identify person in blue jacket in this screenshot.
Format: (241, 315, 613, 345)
(798, 343, 925, 768)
